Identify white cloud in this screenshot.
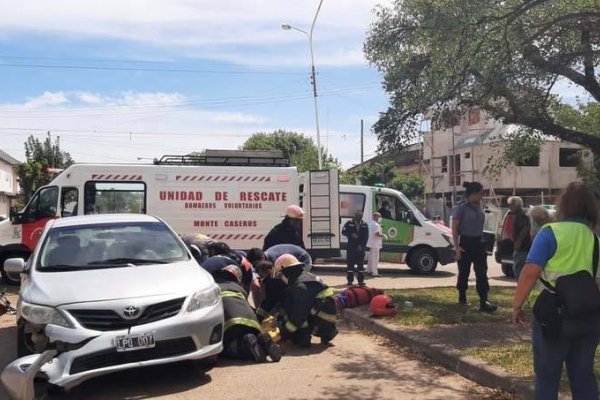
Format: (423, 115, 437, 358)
(0, 0, 391, 66)
(76, 92, 105, 105)
(24, 91, 70, 108)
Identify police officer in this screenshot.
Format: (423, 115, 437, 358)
(451, 182, 497, 312)
(263, 205, 305, 250)
(213, 265, 282, 363)
(342, 210, 369, 286)
(274, 254, 338, 348)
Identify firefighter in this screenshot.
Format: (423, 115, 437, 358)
(213, 265, 282, 363)
(342, 210, 369, 286)
(274, 254, 338, 348)
(253, 260, 287, 322)
(201, 242, 254, 295)
(263, 205, 305, 250)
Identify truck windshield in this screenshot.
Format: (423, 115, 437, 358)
(38, 221, 189, 270)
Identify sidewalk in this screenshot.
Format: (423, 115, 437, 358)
(342, 307, 537, 399)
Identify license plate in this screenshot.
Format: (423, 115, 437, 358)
(114, 333, 156, 352)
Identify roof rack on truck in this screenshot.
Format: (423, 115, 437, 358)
(154, 150, 290, 167)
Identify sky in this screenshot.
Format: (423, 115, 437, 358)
(0, 0, 391, 168)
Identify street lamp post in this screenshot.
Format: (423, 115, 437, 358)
(282, 0, 325, 169)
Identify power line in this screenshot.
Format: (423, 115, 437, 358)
(0, 62, 305, 76)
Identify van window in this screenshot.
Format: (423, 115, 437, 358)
(61, 187, 79, 217)
(376, 194, 411, 223)
(340, 193, 365, 218)
(84, 182, 146, 215)
(23, 187, 58, 221)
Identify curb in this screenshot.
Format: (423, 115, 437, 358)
(342, 308, 538, 399)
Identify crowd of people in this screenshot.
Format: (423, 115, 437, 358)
(181, 205, 338, 365)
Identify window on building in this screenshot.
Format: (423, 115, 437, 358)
(517, 153, 540, 167)
(464, 152, 471, 159)
(559, 148, 580, 167)
(441, 157, 448, 173)
(450, 154, 461, 186)
(84, 182, 146, 215)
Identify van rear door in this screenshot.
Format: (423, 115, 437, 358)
(302, 170, 340, 258)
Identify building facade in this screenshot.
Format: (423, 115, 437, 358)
(0, 150, 20, 218)
(422, 107, 582, 207)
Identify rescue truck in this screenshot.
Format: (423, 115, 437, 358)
(0, 150, 340, 284)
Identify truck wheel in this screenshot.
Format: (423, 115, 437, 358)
(501, 263, 514, 278)
(0, 255, 21, 285)
(408, 248, 438, 275)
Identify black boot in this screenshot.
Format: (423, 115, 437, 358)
(458, 291, 468, 306)
(242, 334, 267, 363)
(479, 300, 497, 313)
(320, 327, 338, 345)
(258, 334, 282, 362)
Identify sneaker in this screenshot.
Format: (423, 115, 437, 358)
(242, 334, 267, 363)
(258, 334, 282, 362)
(479, 301, 498, 313)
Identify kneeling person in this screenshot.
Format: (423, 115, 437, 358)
(274, 254, 338, 348)
(213, 265, 281, 363)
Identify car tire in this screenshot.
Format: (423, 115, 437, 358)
(17, 321, 36, 357)
(501, 263, 514, 278)
(408, 248, 438, 275)
(0, 255, 22, 286)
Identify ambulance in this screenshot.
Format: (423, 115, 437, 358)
(0, 151, 340, 284)
(339, 185, 454, 275)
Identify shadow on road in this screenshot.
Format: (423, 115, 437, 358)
(54, 361, 213, 400)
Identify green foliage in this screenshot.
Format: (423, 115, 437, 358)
(365, 0, 600, 153)
(391, 173, 425, 200)
(349, 161, 395, 186)
(18, 134, 74, 201)
(241, 130, 341, 172)
(483, 128, 544, 180)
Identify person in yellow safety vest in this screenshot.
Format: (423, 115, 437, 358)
(273, 254, 338, 348)
(213, 265, 282, 363)
(512, 182, 600, 399)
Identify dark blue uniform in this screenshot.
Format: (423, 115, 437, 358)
(342, 219, 369, 286)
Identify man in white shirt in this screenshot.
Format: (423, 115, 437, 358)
(366, 212, 386, 277)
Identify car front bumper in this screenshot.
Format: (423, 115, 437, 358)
(41, 301, 224, 390)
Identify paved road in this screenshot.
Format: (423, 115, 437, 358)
(0, 259, 514, 400)
(312, 259, 515, 290)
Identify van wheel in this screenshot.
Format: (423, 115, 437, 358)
(501, 263, 514, 278)
(408, 248, 438, 275)
(0, 255, 22, 285)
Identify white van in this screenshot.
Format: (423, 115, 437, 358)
(0, 151, 340, 284)
(339, 185, 454, 274)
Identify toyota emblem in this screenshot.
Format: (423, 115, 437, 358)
(123, 306, 140, 319)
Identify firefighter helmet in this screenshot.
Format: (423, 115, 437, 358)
(286, 205, 304, 219)
(273, 254, 304, 279)
(369, 295, 397, 317)
(221, 264, 243, 284)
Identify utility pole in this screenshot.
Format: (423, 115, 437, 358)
(360, 119, 364, 164)
(451, 125, 456, 207)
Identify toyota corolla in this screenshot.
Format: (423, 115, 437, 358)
(3, 214, 223, 390)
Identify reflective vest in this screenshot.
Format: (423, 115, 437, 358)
(219, 281, 261, 332)
(530, 222, 598, 305)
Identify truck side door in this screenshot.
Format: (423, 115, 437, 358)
(19, 186, 59, 251)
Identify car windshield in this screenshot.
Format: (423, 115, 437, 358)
(38, 221, 189, 271)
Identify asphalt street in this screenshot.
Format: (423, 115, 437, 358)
(0, 260, 515, 400)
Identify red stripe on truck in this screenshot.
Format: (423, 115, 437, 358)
(198, 176, 205, 181)
(122, 175, 129, 180)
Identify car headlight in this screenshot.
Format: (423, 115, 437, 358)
(20, 301, 73, 328)
(187, 284, 221, 312)
(442, 234, 453, 247)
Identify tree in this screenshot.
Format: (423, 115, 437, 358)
(365, 0, 600, 170)
(241, 130, 341, 172)
(348, 161, 396, 186)
(18, 133, 74, 201)
(391, 173, 425, 200)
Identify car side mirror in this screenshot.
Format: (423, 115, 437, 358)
(4, 258, 25, 275)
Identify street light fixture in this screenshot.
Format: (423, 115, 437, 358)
(282, 0, 325, 169)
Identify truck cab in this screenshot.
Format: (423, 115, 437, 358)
(339, 185, 454, 274)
